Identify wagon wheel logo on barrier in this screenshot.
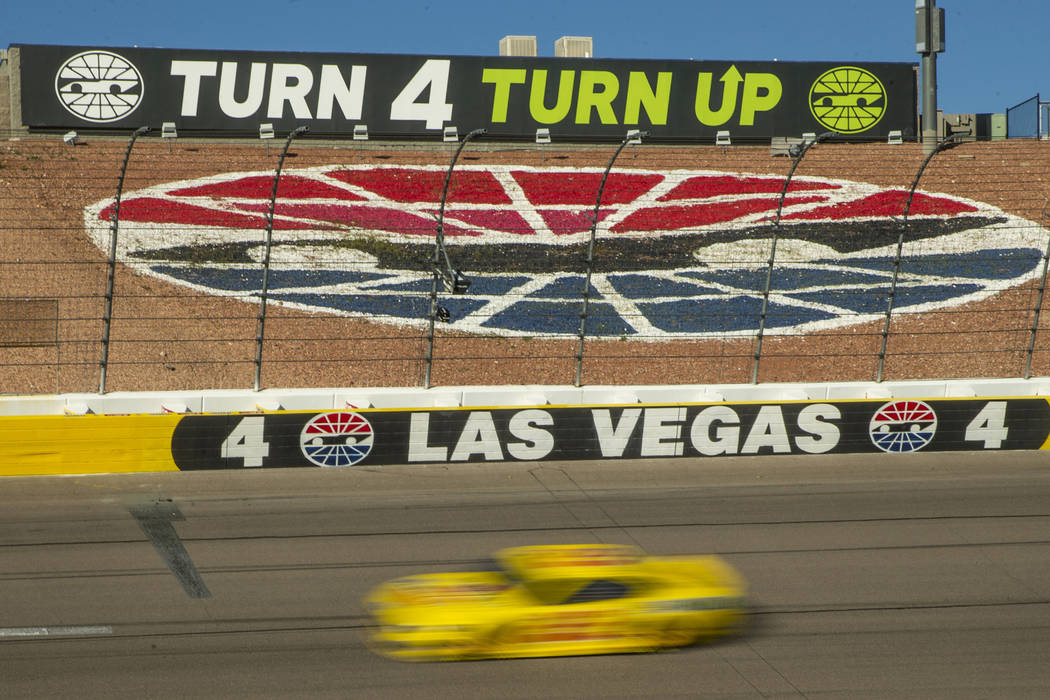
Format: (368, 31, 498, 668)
(299, 411, 374, 467)
(868, 400, 937, 453)
(54, 50, 144, 123)
(809, 66, 886, 134)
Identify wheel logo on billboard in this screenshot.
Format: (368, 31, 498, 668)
(809, 66, 886, 134)
(869, 400, 937, 453)
(300, 411, 374, 467)
(55, 50, 143, 123)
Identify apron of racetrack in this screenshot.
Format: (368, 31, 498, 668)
(2, 452, 1049, 699)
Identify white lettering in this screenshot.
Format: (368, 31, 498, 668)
(390, 59, 454, 129)
(689, 406, 740, 456)
(317, 64, 367, 120)
(741, 405, 791, 454)
(170, 60, 217, 117)
(407, 413, 447, 462)
(640, 407, 687, 457)
(794, 404, 841, 453)
(592, 408, 642, 457)
(218, 61, 267, 119)
(268, 63, 314, 119)
(450, 412, 504, 462)
(507, 410, 555, 460)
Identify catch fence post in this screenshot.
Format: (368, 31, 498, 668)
(574, 131, 644, 387)
(751, 132, 831, 384)
(254, 126, 308, 392)
(423, 128, 486, 389)
(1023, 201, 1050, 378)
(876, 133, 960, 382)
(99, 125, 149, 394)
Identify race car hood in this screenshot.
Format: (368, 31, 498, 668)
(367, 571, 516, 626)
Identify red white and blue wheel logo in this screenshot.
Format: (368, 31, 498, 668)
(299, 411, 374, 467)
(84, 165, 1050, 340)
(869, 400, 937, 453)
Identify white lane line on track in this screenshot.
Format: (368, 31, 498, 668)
(0, 626, 113, 638)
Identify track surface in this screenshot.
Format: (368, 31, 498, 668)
(3, 453, 1049, 699)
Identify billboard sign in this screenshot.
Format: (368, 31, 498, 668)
(17, 44, 917, 140)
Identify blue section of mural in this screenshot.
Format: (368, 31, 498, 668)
(148, 244, 1042, 338)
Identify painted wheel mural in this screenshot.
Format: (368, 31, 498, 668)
(84, 165, 1049, 339)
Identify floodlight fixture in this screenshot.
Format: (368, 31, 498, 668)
(450, 269, 471, 295)
(259, 123, 275, 139)
(888, 129, 904, 145)
(802, 132, 816, 144)
(353, 124, 369, 140)
(715, 130, 731, 146)
(161, 121, 177, 152)
(62, 130, 78, 146)
(626, 129, 643, 145)
(443, 126, 459, 142)
(535, 128, 551, 144)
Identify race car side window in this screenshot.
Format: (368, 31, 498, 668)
(563, 579, 630, 604)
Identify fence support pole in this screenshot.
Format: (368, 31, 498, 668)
(751, 132, 831, 384)
(1024, 202, 1050, 378)
(876, 133, 960, 382)
(424, 128, 485, 389)
(574, 131, 644, 387)
(99, 125, 150, 394)
(254, 126, 308, 392)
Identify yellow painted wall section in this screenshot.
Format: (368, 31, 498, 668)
(0, 414, 181, 476)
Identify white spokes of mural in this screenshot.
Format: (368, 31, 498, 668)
(83, 164, 1050, 340)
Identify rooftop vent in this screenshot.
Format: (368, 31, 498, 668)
(499, 35, 538, 57)
(554, 36, 594, 58)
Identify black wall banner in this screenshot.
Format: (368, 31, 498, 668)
(16, 44, 917, 141)
(170, 398, 1050, 470)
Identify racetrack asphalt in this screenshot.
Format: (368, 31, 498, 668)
(2, 452, 1049, 699)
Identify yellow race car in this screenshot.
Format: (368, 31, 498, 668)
(365, 543, 746, 661)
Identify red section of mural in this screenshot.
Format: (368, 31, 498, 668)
(234, 202, 476, 237)
(513, 171, 662, 205)
(425, 208, 533, 235)
(169, 175, 367, 201)
(612, 196, 827, 233)
(101, 168, 985, 239)
(539, 209, 614, 235)
(778, 190, 979, 220)
(100, 197, 320, 230)
(327, 168, 511, 204)
(658, 175, 839, 201)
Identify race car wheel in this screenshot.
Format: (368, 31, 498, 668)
(660, 621, 698, 648)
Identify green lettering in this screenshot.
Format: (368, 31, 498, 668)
(481, 68, 527, 123)
(575, 71, 619, 125)
(529, 70, 576, 124)
(694, 65, 742, 126)
(624, 71, 672, 125)
(739, 72, 782, 126)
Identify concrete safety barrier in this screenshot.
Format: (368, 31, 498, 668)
(2, 381, 1049, 476)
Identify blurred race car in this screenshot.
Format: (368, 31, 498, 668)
(365, 543, 746, 661)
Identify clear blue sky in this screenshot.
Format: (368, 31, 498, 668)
(3, 0, 1046, 115)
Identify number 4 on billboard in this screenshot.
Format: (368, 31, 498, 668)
(390, 59, 454, 130)
(221, 416, 270, 467)
(964, 401, 1008, 449)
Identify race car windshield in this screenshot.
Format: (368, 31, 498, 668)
(522, 578, 632, 605)
(562, 579, 631, 604)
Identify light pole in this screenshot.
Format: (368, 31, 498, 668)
(916, 0, 946, 155)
